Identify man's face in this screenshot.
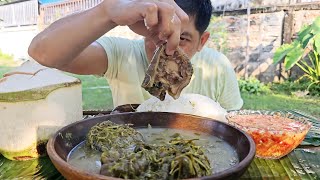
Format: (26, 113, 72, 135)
(179, 16, 203, 58)
(145, 16, 209, 61)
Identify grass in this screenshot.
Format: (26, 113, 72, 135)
(0, 54, 319, 118)
(0, 50, 14, 63)
(242, 93, 320, 118)
(0, 53, 18, 78)
(69, 74, 113, 110)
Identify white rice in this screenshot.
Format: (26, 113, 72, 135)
(137, 93, 227, 123)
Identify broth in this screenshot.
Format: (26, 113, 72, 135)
(67, 128, 239, 175)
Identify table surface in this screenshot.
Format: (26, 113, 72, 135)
(0, 110, 319, 179)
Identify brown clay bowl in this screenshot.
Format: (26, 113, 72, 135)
(110, 104, 140, 114)
(47, 112, 256, 180)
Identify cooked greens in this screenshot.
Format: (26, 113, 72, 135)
(86, 121, 144, 152)
(86, 121, 212, 179)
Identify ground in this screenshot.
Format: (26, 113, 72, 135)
(0, 57, 319, 118)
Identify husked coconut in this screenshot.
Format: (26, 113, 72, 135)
(137, 93, 227, 122)
(0, 61, 82, 161)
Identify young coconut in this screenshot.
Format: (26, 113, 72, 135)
(0, 61, 83, 161)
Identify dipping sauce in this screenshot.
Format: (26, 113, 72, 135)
(228, 114, 311, 159)
(67, 128, 239, 175)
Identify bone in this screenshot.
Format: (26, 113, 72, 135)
(141, 44, 193, 100)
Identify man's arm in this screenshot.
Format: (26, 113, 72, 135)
(28, 0, 188, 75)
(28, 4, 113, 75)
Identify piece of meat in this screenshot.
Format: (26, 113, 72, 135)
(142, 44, 193, 101)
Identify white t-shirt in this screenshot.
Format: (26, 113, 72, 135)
(96, 37, 243, 110)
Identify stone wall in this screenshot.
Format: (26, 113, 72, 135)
(208, 9, 320, 82)
(292, 10, 320, 34)
(208, 11, 284, 82)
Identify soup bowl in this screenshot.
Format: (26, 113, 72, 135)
(47, 112, 256, 180)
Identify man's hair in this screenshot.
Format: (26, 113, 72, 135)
(175, 0, 213, 34)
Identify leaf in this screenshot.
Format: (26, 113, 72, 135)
(0, 155, 64, 179)
(301, 33, 314, 48)
(298, 25, 313, 48)
(273, 43, 294, 64)
(1, 143, 320, 179)
(298, 25, 312, 40)
(279, 157, 298, 178)
(287, 151, 313, 179)
(284, 44, 304, 70)
(289, 110, 320, 146)
(299, 61, 315, 75)
(314, 34, 320, 54)
(311, 16, 320, 34)
(314, 51, 320, 76)
(240, 149, 320, 179)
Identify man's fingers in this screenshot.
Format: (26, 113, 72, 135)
(157, 0, 189, 29)
(155, 2, 175, 41)
(165, 14, 181, 55)
(170, 2, 189, 27)
(129, 21, 149, 36)
(142, 3, 158, 29)
(154, 1, 182, 54)
(130, 0, 187, 54)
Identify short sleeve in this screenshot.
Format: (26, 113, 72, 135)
(187, 47, 243, 111)
(95, 36, 133, 79)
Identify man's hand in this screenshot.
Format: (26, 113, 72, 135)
(102, 0, 189, 55)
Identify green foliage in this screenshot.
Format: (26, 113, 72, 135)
(273, 44, 294, 64)
(271, 81, 305, 93)
(207, 16, 229, 54)
(308, 83, 320, 96)
(271, 79, 320, 97)
(238, 77, 270, 95)
(273, 17, 320, 90)
(0, 50, 13, 60)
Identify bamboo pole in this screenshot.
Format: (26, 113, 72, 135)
(244, 0, 251, 80)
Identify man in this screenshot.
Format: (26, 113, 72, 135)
(28, 0, 243, 110)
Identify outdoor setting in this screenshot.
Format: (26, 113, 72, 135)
(0, 0, 320, 179)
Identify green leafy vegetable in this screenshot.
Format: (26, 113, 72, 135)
(87, 121, 212, 179)
(86, 121, 144, 152)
